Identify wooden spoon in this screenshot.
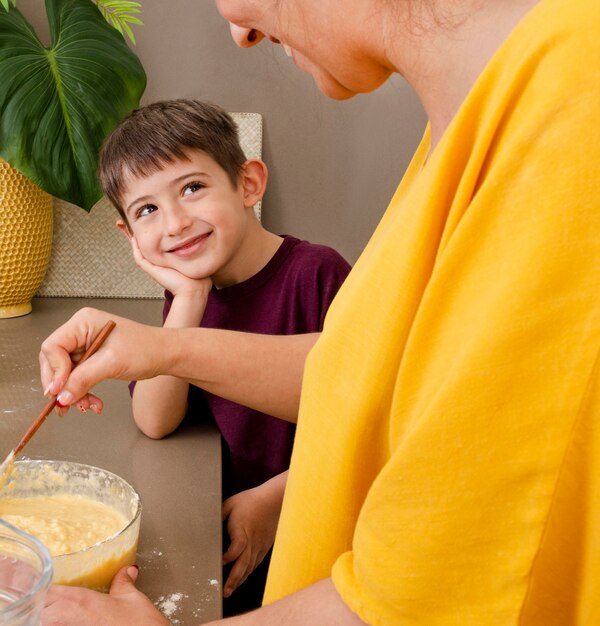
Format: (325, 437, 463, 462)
(0, 320, 116, 489)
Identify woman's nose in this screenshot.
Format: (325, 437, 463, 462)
(229, 23, 265, 48)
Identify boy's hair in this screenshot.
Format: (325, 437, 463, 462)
(98, 99, 247, 220)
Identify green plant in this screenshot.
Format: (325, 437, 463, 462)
(0, 0, 146, 210)
(93, 0, 143, 45)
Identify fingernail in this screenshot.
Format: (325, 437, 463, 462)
(90, 405, 101, 415)
(127, 564, 139, 581)
(57, 391, 73, 405)
(44, 382, 54, 396)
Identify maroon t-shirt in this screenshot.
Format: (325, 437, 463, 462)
(135, 235, 350, 499)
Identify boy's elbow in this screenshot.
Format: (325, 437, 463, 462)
(134, 418, 173, 440)
(143, 428, 168, 440)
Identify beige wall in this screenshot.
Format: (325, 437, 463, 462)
(20, 0, 426, 264)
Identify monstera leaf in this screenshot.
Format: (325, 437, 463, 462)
(0, 0, 146, 210)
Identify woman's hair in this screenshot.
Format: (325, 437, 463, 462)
(98, 99, 247, 218)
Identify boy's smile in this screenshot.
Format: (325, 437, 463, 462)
(166, 232, 212, 257)
(118, 150, 259, 287)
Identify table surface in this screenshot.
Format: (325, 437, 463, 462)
(0, 297, 222, 624)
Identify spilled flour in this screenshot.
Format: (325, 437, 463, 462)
(155, 592, 188, 623)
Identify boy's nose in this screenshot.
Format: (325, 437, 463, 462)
(164, 204, 192, 236)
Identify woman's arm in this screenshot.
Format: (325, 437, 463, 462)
(213, 578, 367, 625)
(40, 308, 317, 422)
(171, 327, 317, 422)
(42, 570, 367, 626)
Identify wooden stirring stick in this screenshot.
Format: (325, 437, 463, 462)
(12, 319, 116, 457)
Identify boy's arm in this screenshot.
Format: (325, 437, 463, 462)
(123, 235, 213, 438)
(132, 290, 209, 439)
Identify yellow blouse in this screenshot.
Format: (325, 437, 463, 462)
(265, 0, 600, 623)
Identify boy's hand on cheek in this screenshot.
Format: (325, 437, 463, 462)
(131, 237, 212, 298)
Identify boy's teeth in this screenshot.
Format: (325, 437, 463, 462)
(282, 44, 292, 57)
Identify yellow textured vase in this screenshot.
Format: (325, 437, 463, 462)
(0, 158, 53, 318)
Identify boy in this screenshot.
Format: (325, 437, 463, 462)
(97, 99, 351, 616)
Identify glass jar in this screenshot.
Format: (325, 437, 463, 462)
(0, 518, 53, 626)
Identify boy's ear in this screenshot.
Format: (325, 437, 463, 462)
(240, 160, 268, 209)
(116, 219, 133, 240)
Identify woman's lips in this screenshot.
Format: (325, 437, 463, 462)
(167, 233, 210, 257)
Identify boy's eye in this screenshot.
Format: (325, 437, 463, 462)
(183, 181, 205, 196)
(137, 204, 157, 218)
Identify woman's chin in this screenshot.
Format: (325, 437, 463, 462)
(310, 65, 389, 100)
(313, 74, 357, 100)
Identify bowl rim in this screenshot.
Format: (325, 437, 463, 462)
(3, 459, 142, 560)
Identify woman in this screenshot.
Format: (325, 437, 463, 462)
(41, 0, 600, 624)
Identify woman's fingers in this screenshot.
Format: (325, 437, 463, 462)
(40, 336, 79, 398)
(74, 393, 104, 414)
(40, 309, 124, 407)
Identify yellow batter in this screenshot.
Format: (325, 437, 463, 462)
(0, 494, 127, 556)
(0, 451, 15, 491)
(0, 493, 137, 590)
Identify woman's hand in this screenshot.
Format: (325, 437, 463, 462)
(222, 473, 287, 598)
(39, 308, 168, 411)
(42, 566, 170, 626)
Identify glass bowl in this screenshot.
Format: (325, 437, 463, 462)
(0, 460, 141, 592)
(0, 518, 53, 626)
